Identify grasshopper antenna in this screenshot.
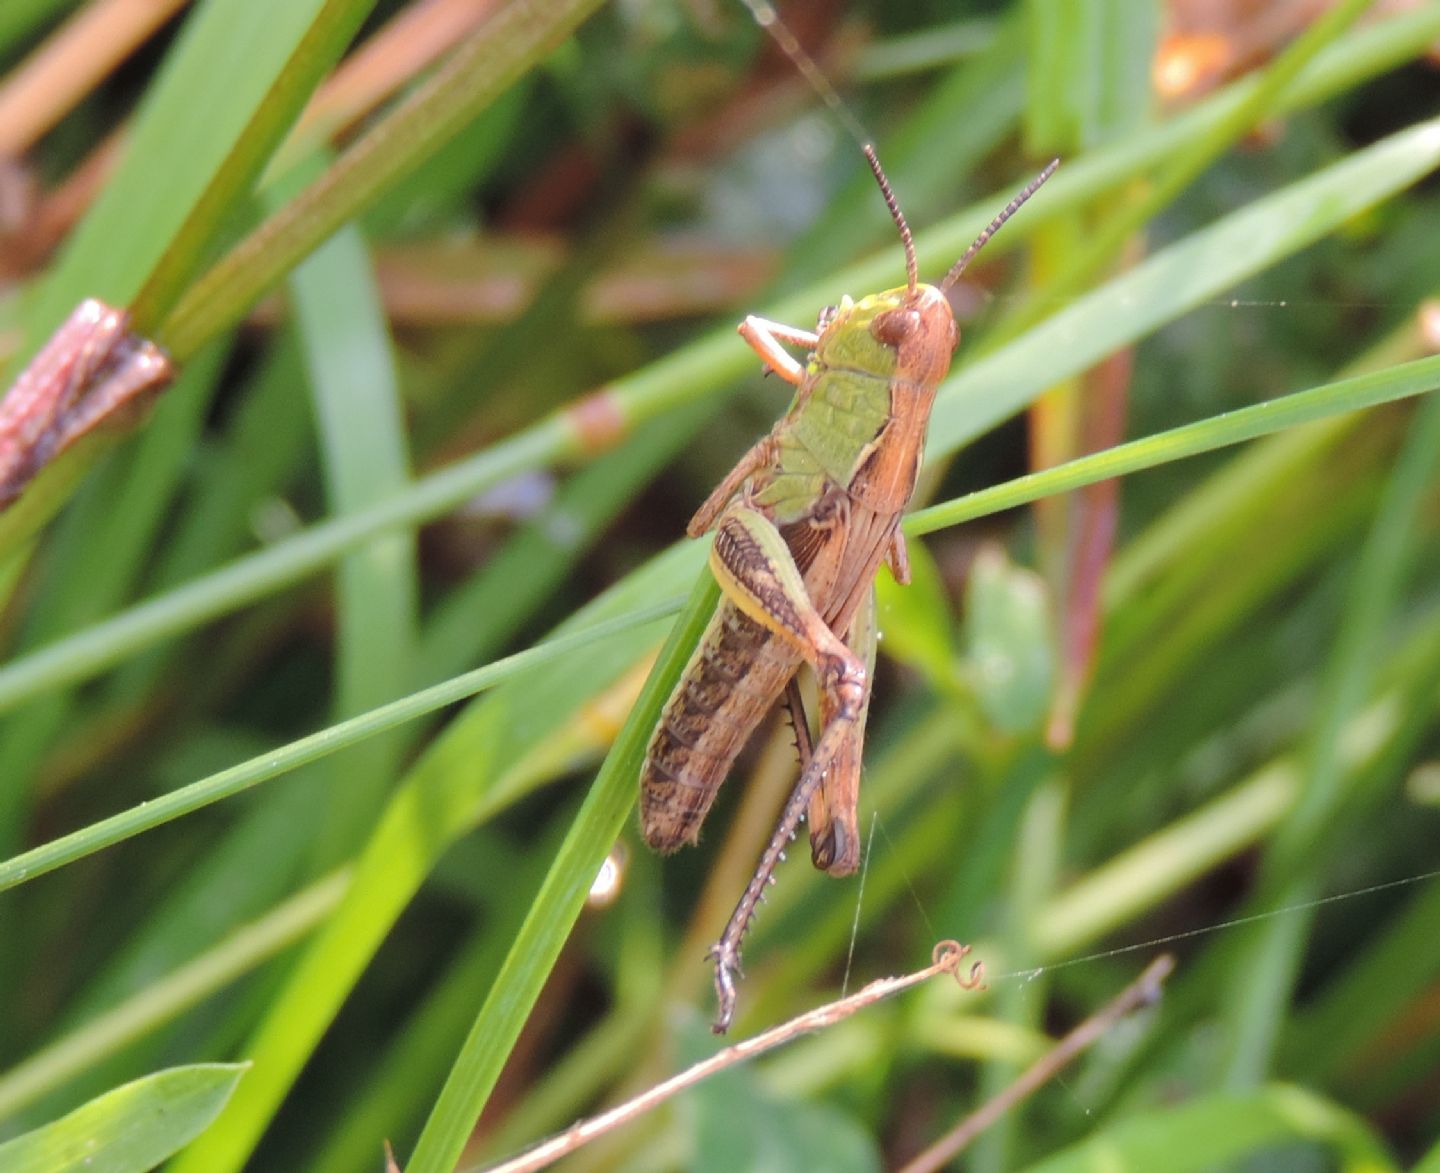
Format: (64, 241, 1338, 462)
(941, 158, 1060, 293)
(863, 145, 917, 296)
(739, 0, 871, 151)
(738, 2, 918, 296)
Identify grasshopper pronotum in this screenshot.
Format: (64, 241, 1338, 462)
(640, 143, 1056, 1030)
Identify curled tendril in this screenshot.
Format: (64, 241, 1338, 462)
(931, 940, 986, 990)
(931, 939, 965, 968)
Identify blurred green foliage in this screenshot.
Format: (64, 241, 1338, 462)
(0, 1, 1436, 1170)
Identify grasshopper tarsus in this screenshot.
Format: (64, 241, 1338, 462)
(709, 942, 742, 1033)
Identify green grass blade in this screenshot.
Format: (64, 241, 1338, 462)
(284, 166, 418, 867)
(417, 400, 719, 683)
(0, 598, 683, 894)
(910, 353, 1440, 535)
(0, 875, 344, 1119)
(0, 345, 225, 840)
(305, 842, 567, 1173)
(158, 0, 609, 361)
(927, 113, 1440, 455)
(0, 410, 574, 712)
(403, 571, 720, 1173)
(166, 546, 704, 1173)
(0, 0, 377, 560)
(23, 0, 373, 336)
(124, 0, 378, 334)
(0, 1064, 248, 1173)
(1218, 389, 1440, 1085)
(1031, 765, 1298, 959)
(1001, 0, 1368, 351)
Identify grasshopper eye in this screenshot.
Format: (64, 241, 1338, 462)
(871, 309, 918, 348)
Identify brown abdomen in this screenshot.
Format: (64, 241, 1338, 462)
(640, 599, 801, 852)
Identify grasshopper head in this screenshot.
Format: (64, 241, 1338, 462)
(812, 285, 957, 388)
(815, 152, 1057, 391)
(869, 282, 960, 390)
(808, 282, 959, 400)
(843, 147, 1056, 395)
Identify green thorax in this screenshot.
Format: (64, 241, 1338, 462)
(750, 287, 909, 523)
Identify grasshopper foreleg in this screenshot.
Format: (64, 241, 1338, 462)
(704, 504, 870, 1031)
(688, 314, 819, 537)
(737, 316, 818, 386)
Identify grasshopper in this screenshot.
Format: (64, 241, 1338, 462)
(640, 145, 1056, 1031)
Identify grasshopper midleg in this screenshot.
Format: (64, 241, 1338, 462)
(807, 585, 876, 872)
(641, 146, 1056, 1031)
